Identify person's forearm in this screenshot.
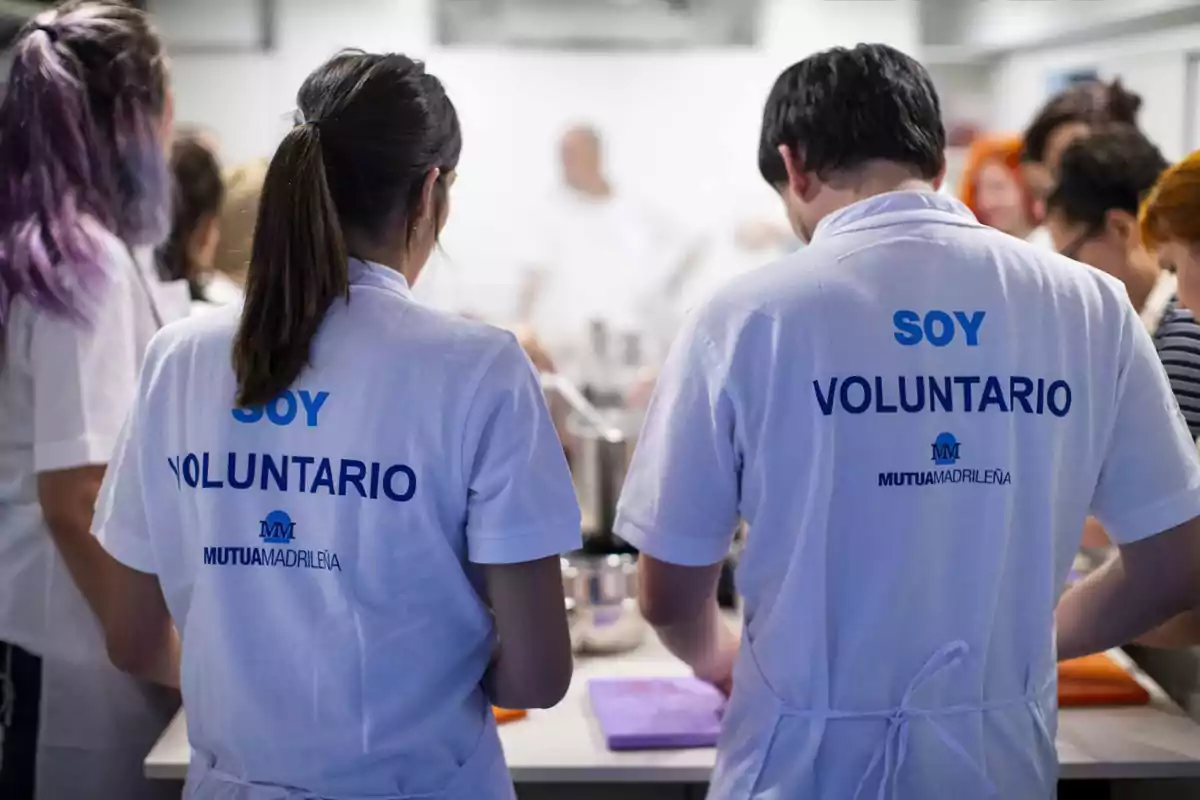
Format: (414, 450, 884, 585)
(651, 598, 737, 685)
(46, 520, 124, 631)
(136, 628, 182, 689)
(47, 522, 180, 688)
(1057, 552, 1198, 661)
(1135, 610, 1200, 649)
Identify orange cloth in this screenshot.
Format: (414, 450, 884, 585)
(493, 707, 528, 724)
(1057, 653, 1150, 707)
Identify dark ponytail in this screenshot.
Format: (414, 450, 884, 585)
(1104, 79, 1142, 125)
(231, 123, 348, 407)
(1023, 78, 1144, 165)
(230, 50, 461, 409)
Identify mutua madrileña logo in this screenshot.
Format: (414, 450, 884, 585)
(202, 509, 342, 571)
(878, 432, 1012, 488)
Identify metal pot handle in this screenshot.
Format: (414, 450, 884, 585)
(540, 373, 625, 443)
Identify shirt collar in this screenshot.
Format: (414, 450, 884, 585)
(348, 258, 413, 300)
(1141, 270, 1177, 335)
(812, 190, 980, 242)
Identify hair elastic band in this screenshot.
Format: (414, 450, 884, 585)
(32, 23, 58, 42)
(293, 111, 323, 132)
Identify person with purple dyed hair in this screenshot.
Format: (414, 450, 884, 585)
(0, 2, 184, 798)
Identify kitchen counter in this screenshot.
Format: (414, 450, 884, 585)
(145, 635, 1200, 785)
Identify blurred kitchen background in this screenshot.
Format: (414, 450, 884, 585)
(4, 0, 1196, 330)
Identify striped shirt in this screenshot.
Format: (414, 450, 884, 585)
(1151, 299, 1200, 440)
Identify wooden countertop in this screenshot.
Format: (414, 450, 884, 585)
(145, 638, 1200, 784)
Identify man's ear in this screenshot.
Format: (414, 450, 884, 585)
(778, 144, 810, 200)
(932, 158, 947, 192)
(1105, 208, 1139, 250)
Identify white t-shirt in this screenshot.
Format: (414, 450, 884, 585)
(616, 191, 1200, 800)
(0, 222, 186, 662)
(1027, 226, 1055, 250)
(203, 272, 245, 307)
(524, 188, 693, 372)
(94, 259, 581, 799)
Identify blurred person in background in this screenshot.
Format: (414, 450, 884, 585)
(1044, 127, 1200, 564)
(1021, 80, 1142, 248)
(89, 50, 577, 799)
(959, 135, 1035, 240)
(1132, 149, 1200, 651)
(209, 159, 269, 302)
(0, 3, 182, 798)
(1142, 149, 1200, 313)
(174, 123, 222, 159)
(518, 124, 699, 380)
(158, 133, 228, 314)
(1043, 127, 1200, 437)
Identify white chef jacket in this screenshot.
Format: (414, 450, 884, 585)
(524, 189, 693, 373)
(0, 219, 186, 800)
(94, 259, 581, 799)
(203, 272, 245, 307)
(1027, 226, 1055, 250)
(616, 191, 1200, 800)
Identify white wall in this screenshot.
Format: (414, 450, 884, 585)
(963, 0, 1198, 53)
(989, 24, 1200, 161)
(162, 0, 918, 320)
(928, 63, 994, 126)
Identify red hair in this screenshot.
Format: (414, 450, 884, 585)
(958, 135, 1030, 222)
(1140, 149, 1200, 250)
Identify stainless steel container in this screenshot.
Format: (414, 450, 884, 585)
(542, 374, 637, 544)
(562, 554, 646, 655)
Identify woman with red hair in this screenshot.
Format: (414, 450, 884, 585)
(959, 135, 1035, 240)
(1141, 149, 1200, 312)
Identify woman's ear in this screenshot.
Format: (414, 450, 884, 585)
(190, 213, 222, 272)
(418, 167, 441, 228)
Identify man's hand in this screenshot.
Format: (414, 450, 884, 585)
(693, 624, 739, 697)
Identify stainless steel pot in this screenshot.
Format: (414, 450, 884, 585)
(561, 554, 646, 655)
(541, 374, 637, 544)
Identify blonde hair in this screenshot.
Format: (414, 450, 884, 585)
(211, 159, 268, 284)
(1140, 149, 1200, 251)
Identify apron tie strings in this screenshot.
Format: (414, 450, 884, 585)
(846, 640, 1001, 800)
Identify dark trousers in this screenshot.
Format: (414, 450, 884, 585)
(0, 641, 41, 799)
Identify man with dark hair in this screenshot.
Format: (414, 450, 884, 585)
(1045, 127, 1200, 440)
(756, 43, 946, 239)
(617, 43, 1200, 800)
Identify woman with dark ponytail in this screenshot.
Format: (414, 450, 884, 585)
(1020, 78, 1144, 249)
(158, 133, 229, 313)
(92, 51, 579, 799)
(0, 3, 182, 798)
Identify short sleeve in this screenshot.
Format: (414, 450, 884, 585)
(92, 339, 166, 574)
(31, 256, 139, 472)
(615, 317, 740, 567)
(463, 335, 581, 564)
(1090, 306, 1200, 543)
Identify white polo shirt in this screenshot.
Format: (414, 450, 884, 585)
(617, 191, 1200, 800)
(95, 259, 581, 799)
(0, 222, 186, 663)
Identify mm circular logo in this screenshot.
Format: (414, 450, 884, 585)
(931, 432, 960, 466)
(259, 509, 296, 544)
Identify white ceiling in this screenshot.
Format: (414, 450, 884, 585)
(435, 0, 760, 49)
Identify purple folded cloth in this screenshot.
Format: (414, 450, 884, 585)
(588, 677, 725, 751)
